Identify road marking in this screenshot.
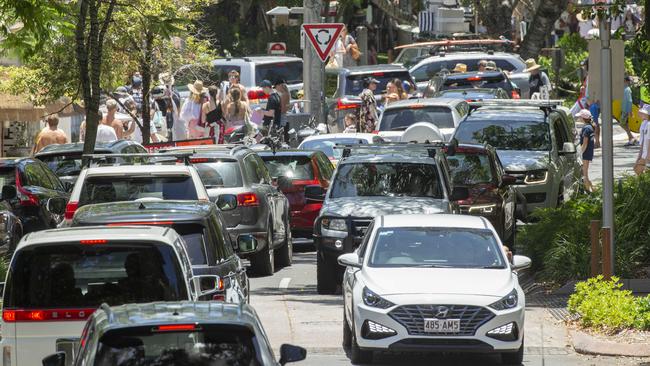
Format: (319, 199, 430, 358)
(279, 277, 292, 289)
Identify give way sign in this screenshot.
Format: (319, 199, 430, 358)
(302, 23, 344, 62)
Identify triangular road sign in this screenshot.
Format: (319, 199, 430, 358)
(303, 23, 344, 62)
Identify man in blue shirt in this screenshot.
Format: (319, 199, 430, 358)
(622, 75, 636, 146)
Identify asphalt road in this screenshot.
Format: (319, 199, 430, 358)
(249, 242, 650, 366)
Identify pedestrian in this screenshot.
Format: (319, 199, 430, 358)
(333, 25, 359, 67)
(622, 75, 637, 146)
(452, 63, 467, 73)
(95, 111, 119, 143)
(359, 77, 379, 133)
(274, 80, 291, 142)
(576, 109, 595, 192)
(525, 58, 551, 96)
(224, 70, 247, 102)
(589, 99, 601, 148)
(158, 72, 181, 141)
(485, 61, 497, 71)
(384, 79, 407, 106)
(258, 79, 281, 136)
(343, 113, 357, 133)
(477, 60, 488, 72)
(224, 87, 250, 132)
(180, 80, 206, 139)
(203, 85, 225, 143)
(634, 104, 650, 175)
(33, 114, 68, 153)
(105, 99, 134, 140)
(129, 73, 144, 114)
(291, 90, 305, 114)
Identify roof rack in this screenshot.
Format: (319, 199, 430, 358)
(468, 99, 565, 117)
(395, 39, 514, 50)
(336, 142, 448, 159)
(100, 303, 115, 324)
(160, 144, 251, 155)
(82, 153, 193, 168)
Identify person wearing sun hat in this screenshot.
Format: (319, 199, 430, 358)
(452, 63, 467, 73)
(526, 58, 551, 97)
(575, 109, 595, 191)
(634, 104, 650, 175)
(179, 80, 206, 139)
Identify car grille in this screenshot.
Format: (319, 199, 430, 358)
(505, 171, 526, 184)
(389, 305, 494, 336)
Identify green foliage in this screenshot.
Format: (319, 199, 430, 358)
(0, 258, 7, 284)
(627, 27, 650, 86)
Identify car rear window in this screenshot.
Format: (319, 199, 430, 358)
(0, 167, 15, 188)
(447, 152, 493, 185)
(79, 175, 198, 206)
(345, 72, 412, 96)
(442, 75, 512, 92)
(255, 61, 303, 85)
(3, 243, 188, 308)
(194, 160, 243, 188)
(379, 106, 454, 131)
(173, 224, 208, 265)
(95, 324, 261, 366)
(261, 155, 314, 180)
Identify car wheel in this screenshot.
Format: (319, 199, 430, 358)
(316, 252, 337, 294)
(342, 308, 352, 349)
(350, 319, 373, 364)
(276, 220, 293, 268)
(250, 227, 275, 276)
(501, 336, 524, 365)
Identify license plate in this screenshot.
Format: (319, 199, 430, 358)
(423, 318, 461, 333)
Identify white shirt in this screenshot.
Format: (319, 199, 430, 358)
(132, 120, 158, 144)
(579, 21, 593, 39)
(96, 124, 118, 143)
(640, 120, 650, 160)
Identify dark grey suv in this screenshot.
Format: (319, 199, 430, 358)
(164, 145, 291, 276)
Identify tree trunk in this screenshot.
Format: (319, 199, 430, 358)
(476, 0, 514, 39)
(519, 0, 568, 60)
(140, 32, 154, 145)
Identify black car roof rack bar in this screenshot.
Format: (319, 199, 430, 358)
(468, 99, 564, 108)
(336, 142, 446, 159)
(82, 153, 193, 168)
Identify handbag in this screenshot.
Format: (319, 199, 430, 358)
(350, 43, 361, 61)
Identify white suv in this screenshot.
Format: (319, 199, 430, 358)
(338, 214, 531, 365)
(0, 226, 222, 366)
(62, 163, 209, 225)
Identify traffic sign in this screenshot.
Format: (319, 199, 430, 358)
(268, 42, 286, 55)
(302, 23, 344, 62)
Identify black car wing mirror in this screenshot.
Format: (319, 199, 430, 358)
(42, 352, 66, 366)
(46, 197, 67, 216)
(279, 344, 307, 365)
(1, 185, 16, 201)
(237, 234, 258, 254)
(500, 174, 517, 187)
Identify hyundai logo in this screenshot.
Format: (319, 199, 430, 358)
(435, 306, 449, 319)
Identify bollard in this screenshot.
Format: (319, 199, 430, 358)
(602, 227, 612, 279)
(590, 220, 601, 276)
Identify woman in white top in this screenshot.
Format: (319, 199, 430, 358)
(180, 80, 206, 139)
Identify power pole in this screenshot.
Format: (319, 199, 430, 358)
(303, 0, 323, 121)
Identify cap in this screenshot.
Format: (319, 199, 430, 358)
(574, 109, 592, 120)
(259, 80, 272, 88)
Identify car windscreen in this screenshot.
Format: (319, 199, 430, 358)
(300, 138, 368, 159)
(379, 106, 454, 131)
(3, 243, 188, 308)
(369, 227, 506, 268)
(454, 119, 551, 151)
(94, 324, 261, 366)
(79, 175, 198, 206)
(345, 72, 412, 96)
(442, 75, 512, 92)
(330, 163, 442, 199)
(194, 160, 243, 188)
(261, 155, 314, 180)
(255, 61, 303, 85)
(447, 152, 493, 185)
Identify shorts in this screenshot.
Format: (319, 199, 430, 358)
(582, 148, 594, 161)
(620, 112, 630, 128)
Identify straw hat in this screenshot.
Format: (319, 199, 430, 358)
(525, 58, 542, 72)
(187, 80, 204, 95)
(452, 63, 467, 73)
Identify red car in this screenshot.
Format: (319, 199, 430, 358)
(258, 150, 334, 239)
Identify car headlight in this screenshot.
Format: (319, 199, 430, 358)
(321, 218, 347, 232)
(524, 169, 548, 184)
(489, 289, 519, 310)
(468, 203, 497, 214)
(362, 287, 394, 309)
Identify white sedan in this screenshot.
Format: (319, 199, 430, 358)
(297, 133, 385, 166)
(338, 214, 531, 365)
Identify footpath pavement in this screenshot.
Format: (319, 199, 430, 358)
(584, 122, 641, 182)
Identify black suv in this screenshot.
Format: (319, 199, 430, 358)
(427, 71, 519, 99)
(0, 158, 70, 235)
(35, 140, 147, 185)
(71, 200, 250, 303)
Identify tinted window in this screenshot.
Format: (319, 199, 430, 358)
(173, 224, 208, 265)
(412, 58, 517, 82)
(454, 119, 551, 151)
(253, 155, 272, 184)
(442, 75, 512, 93)
(243, 156, 261, 184)
(330, 163, 442, 199)
(300, 138, 368, 159)
(39, 155, 84, 177)
(78, 176, 198, 206)
(94, 325, 261, 366)
(447, 152, 494, 185)
(395, 48, 419, 65)
(379, 106, 454, 131)
(40, 162, 64, 191)
(369, 227, 505, 268)
(23, 162, 53, 189)
(195, 160, 243, 188)
(0, 168, 15, 188)
(255, 61, 303, 85)
(315, 153, 334, 180)
(345, 72, 412, 96)
(261, 155, 314, 180)
(4, 243, 188, 308)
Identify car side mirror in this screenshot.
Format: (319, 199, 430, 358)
(304, 185, 326, 203)
(46, 197, 67, 216)
(237, 234, 258, 254)
(338, 253, 361, 268)
(560, 142, 576, 155)
(279, 344, 307, 365)
(449, 186, 469, 201)
(216, 194, 237, 211)
(500, 174, 517, 187)
(192, 275, 222, 298)
(1, 185, 16, 201)
(42, 352, 66, 366)
(512, 255, 532, 271)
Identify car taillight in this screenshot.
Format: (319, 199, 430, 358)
(372, 130, 379, 134)
(512, 90, 521, 99)
(107, 221, 173, 226)
(291, 179, 320, 186)
(154, 324, 199, 332)
(2, 308, 96, 322)
(237, 192, 259, 207)
(336, 98, 359, 110)
(15, 172, 38, 207)
(64, 201, 79, 220)
(80, 239, 107, 245)
(212, 294, 226, 301)
(247, 89, 268, 100)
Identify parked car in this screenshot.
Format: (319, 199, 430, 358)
(377, 98, 469, 142)
(313, 143, 468, 294)
(42, 302, 306, 366)
(324, 64, 415, 131)
(338, 214, 531, 365)
(432, 87, 510, 101)
(298, 133, 385, 166)
(426, 71, 520, 99)
(0, 158, 70, 233)
(445, 144, 518, 247)
(35, 140, 147, 185)
(393, 39, 517, 68)
(452, 100, 581, 216)
(0, 226, 219, 366)
(257, 150, 334, 239)
(162, 145, 292, 276)
(70, 200, 250, 303)
(409, 52, 530, 98)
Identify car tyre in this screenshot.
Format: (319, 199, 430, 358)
(342, 309, 352, 349)
(350, 321, 373, 364)
(501, 337, 524, 365)
(251, 226, 275, 276)
(276, 220, 293, 268)
(316, 252, 337, 294)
